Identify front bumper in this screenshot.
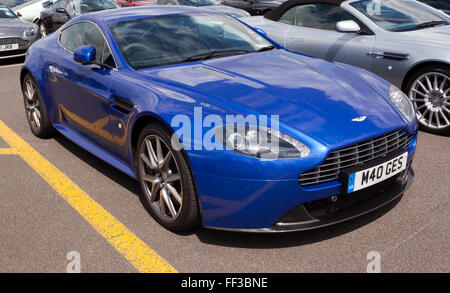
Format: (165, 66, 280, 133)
(196, 134, 417, 232)
(0, 36, 37, 60)
(207, 166, 413, 233)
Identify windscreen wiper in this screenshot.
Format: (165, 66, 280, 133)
(256, 45, 276, 52)
(416, 20, 449, 29)
(183, 50, 250, 62)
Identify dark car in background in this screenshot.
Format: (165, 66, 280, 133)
(39, 0, 118, 37)
(419, 0, 450, 15)
(221, 0, 286, 15)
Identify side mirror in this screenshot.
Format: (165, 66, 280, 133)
(16, 11, 22, 17)
(254, 27, 267, 37)
(74, 45, 96, 65)
(336, 20, 361, 33)
(56, 8, 67, 14)
(42, 1, 52, 8)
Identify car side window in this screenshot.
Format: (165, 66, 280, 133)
(52, 0, 66, 9)
(279, 7, 295, 25)
(60, 22, 117, 68)
(426, 0, 450, 10)
(294, 4, 359, 30)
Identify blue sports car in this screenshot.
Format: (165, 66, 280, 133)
(21, 6, 418, 232)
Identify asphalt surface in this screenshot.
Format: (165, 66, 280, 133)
(0, 57, 449, 273)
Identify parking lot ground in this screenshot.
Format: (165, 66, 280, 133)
(0, 61, 449, 273)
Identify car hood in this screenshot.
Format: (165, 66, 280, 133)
(205, 5, 249, 18)
(395, 25, 450, 48)
(141, 50, 405, 147)
(0, 18, 28, 35)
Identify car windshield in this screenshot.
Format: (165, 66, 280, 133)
(0, 0, 28, 8)
(70, 0, 117, 14)
(0, 6, 16, 17)
(351, 0, 449, 32)
(109, 13, 274, 69)
(177, 0, 220, 6)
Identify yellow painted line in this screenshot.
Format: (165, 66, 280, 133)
(0, 121, 177, 273)
(0, 148, 18, 155)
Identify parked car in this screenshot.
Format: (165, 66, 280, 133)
(11, 0, 55, 24)
(21, 6, 417, 232)
(0, 0, 29, 8)
(243, 0, 450, 134)
(419, 0, 450, 15)
(114, 0, 155, 7)
(149, 0, 250, 18)
(221, 0, 286, 15)
(39, 0, 118, 37)
(0, 6, 38, 59)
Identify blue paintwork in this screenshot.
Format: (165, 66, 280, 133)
(22, 6, 418, 230)
(73, 45, 96, 64)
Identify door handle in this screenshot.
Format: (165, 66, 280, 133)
(110, 95, 134, 114)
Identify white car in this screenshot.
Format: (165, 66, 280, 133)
(12, 0, 55, 23)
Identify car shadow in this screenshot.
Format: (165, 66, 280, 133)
(53, 133, 402, 249)
(0, 56, 25, 66)
(189, 197, 401, 248)
(54, 134, 141, 197)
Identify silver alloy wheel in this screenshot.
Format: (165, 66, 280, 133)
(409, 72, 450, 129)
(40, 23, 46, 37)
(139, 134, 183, 221)
(24, 79, 41, 130)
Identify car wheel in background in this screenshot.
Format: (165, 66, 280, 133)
(22, 74, 54, 138)
(407, 65, 450, 134)
(136, 123, 200, 231)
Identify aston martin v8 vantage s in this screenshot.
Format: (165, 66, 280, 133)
(0, 6, 39, 59)
(21, 6, 417, 232)
(243, 0, 450, 134)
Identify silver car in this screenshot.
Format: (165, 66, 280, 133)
(243, 0, 450, 134)
(0, 6, 39, 59)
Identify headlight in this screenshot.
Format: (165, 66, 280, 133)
(24, 28, 36, 37)
(389, 85, 415, 122)
(214, 125, 310, 159)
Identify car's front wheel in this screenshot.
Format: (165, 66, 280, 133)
(407, 65, 450, 134)
(136, 123, 200, 231)
(22, 74, 54, 138)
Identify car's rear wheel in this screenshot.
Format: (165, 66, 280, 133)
(407, 65, 450, 134)
(136, 123, 200, 231)
(22, 74, 54, 138)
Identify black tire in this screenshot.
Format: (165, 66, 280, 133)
(136, 123, 200, 231)
(405, 65, 450, 135)
(22, 74, 54, 138)
(39, 21, 46, 38)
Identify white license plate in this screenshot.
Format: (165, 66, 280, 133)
(0, 44, 19, 52)
(347, 152, 408, 193)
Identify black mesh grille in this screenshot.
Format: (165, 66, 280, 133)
(0, 38, 29, 47)
(299, 129, 413, 186)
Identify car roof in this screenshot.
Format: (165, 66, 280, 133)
(264, 0, 346, 21)
(79, 5, 221, 24)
